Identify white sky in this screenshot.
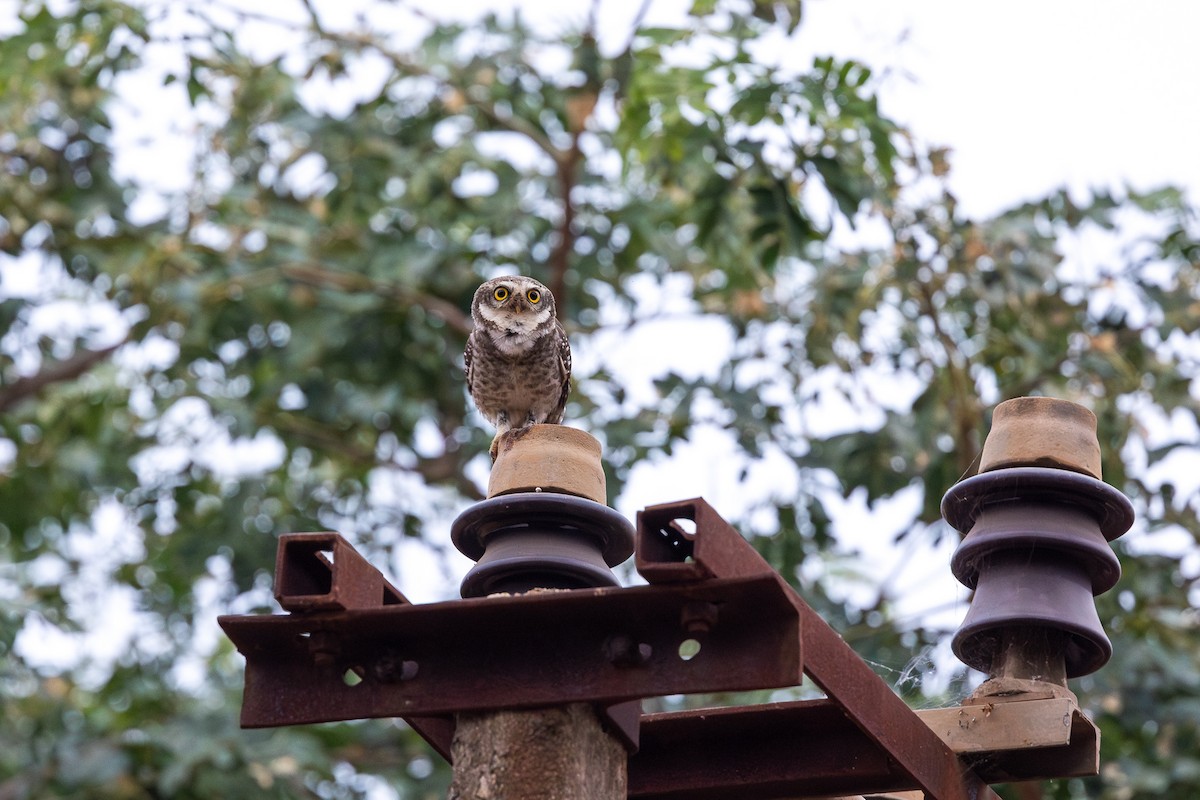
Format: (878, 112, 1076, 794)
(399, 0, 1200, 218)
(798, 1, 1200, 217)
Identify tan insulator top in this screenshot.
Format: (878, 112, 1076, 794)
(978, 396, 1102, 480)
(487, 424, 607, 504)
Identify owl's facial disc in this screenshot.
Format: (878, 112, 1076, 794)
(477, 300, 552, 338)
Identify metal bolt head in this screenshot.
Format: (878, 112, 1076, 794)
(604, 635, 653, 667)
(305, 630, 340, 669)
(681, 601, 720, 635)
(372, 652, 419, 683)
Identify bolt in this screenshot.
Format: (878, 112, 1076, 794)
(306, 630, 341, 669)
(681, 601, 720, 635)
(372, 650, 419, 683)
(604, 635, 653, 667)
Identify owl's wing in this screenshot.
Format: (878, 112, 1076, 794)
(464, 333, 476, 395)
(553, 320, 571, 422)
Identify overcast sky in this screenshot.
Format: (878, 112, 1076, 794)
(802, 1, 1200, 217)
(397, 0, 1200, 219)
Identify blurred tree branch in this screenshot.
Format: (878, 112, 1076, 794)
(0, 340, 125, 412)
(278, 264, 473, 335)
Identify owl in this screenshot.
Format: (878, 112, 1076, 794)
(465, 276, 571, 456)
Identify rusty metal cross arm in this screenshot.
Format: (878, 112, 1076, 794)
(220, 498, 1098, 800)
(219, 520, 805, 753)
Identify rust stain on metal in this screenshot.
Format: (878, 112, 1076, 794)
(631, 498, 982, 800)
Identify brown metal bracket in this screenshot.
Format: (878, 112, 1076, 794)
(256, 533, 448, 757)
(631, 699, 952, 799)
(223, 574, 803, 717)
(637, 498, 782, 583)
(273, 532, 408, 612)
(221, 501, 1102, 800)
(629, 697, 1095, 799)
(637, 499, 993, 800)
(219, 527, 805, 755)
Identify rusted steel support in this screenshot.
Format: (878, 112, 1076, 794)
(220, 451, 1125, 800)
(800, 603, 983, 800)
(629, 697, 1097, 798)
(629, 699, 1003, 800)
(273, 531, 408, 612)
(256, 532, 448, 755)
(630, 700, 915, 800)
(637, 499, 982, 800)
(221, 571, 802, 732)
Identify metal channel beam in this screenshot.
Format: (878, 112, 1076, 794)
(220, 574, 802, 726)
(630, 700, 915, 799)
(798, 603, 986, 800)
(630, 697, 1096, 798)
(273, 532, 407, 612)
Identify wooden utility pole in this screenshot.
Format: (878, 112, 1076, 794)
(449, 705, 626, 800)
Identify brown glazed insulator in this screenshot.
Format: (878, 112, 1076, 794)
(452, 492, 635, 597)
(943, 466, 1132, 678)
(943, 396, 1134, 682)
(455, 426, 633, 598)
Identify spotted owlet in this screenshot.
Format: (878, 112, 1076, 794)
(465, 276, 571, 456)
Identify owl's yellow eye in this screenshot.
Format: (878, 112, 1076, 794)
(526, 289, 541, 304)
(493, 286, 510, 302)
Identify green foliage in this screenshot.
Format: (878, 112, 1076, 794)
(2, 1, 1199, 798)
